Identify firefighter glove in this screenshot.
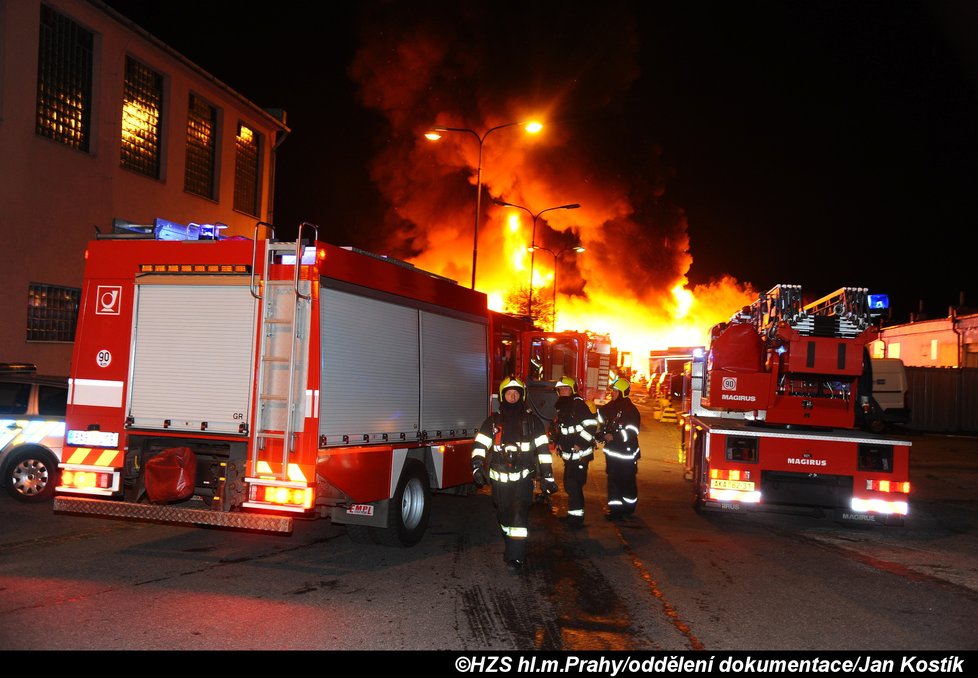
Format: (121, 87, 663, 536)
(542, 478, 559, 495)
(472, 467, 488, 488)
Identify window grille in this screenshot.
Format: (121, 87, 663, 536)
(185, 94, 217, 198)
(234, 122, 261, 216)
(27, 284, 81, 343)
(35, 5, 93, 151)
(121, 57, 163, 177)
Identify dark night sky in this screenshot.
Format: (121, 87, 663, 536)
(100, 0, 978, 325)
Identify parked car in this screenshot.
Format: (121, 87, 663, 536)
(0, 363, 67, 502)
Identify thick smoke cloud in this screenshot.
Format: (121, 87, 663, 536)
(349, 1, 753, 356)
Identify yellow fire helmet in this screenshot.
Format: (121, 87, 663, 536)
(498, 376, 526, 401)
(555, 376, 577, 394)
(611, 377, 631, 397)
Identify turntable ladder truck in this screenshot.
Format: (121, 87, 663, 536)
(685, 285, 911, 525)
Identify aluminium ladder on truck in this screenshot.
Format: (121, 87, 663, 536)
(249, 222, 316, 481)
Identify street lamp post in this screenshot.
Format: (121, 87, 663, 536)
(528, 245, 586, 331)
(493, 199, 580, 319)
(425, 121, 542, 289)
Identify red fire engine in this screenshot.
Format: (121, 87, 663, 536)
(487, 312, 612, 417)
(521, 330, 612, 418)
(54, 223, 493, 545)
(683, 285, 911, 525)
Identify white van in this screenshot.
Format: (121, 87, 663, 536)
(858, 357, 911, 433)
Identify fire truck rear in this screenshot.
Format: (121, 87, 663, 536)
(520, 330, 612, 421)
(53, 223, 490, 546)
(683, 285, 910, 525)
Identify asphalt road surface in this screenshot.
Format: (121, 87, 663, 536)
(1, 398, 976, 652)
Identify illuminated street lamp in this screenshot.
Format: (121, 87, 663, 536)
(528, 245, 586, 331)
(425, 121, 542, 289)
(493, 199, 580, 318)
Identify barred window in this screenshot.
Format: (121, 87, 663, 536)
(36, 5, 94, 151)
(27, 284, 81, 343)
(185, 94, 217, 198)
(234, 122, 262, 216)
(121, 56, 164, 178)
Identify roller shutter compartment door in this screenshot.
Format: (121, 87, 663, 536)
(128, 284, 257, 434)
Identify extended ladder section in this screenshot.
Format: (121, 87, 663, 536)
(800, 287, 872, 338)
(748, 284, 804, 334)
(804, 287, 871, 318)
(746, 284, 872, 340)
(249, 223, 317, 479)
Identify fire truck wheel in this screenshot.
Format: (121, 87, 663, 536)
(376, 461, 431, 548)
(691, 463, 706, 513)
(692, 490, 704, 514)
(5, 446, 58, 503)
(692, 479, 706, 514)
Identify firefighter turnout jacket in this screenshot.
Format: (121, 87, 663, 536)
(598, 396, 641, 462)
(553, 395, 598, 462)
(473, 411, 554, 484)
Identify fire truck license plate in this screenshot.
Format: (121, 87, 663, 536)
(347, 504, 374, 516)
(710, 479, 755, 492)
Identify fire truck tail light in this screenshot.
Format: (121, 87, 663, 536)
(866, 479, 910, 494)
(245, 478, 314, 511)
(257, 485, 312, 509)
(710, 468, 752, 481)
(61, 470, 106, 488)
(58, 467, 119, 495)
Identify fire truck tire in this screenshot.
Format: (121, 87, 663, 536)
(692, 486, 705, 514)
(375, 461, 431, 547)
(347, 462, 431, 547)
(4, 446, 59, 503)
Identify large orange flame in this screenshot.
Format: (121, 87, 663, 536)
(347, 8, 758, 376)
(409, 205, 756, 378)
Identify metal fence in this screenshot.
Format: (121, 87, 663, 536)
(906, 367, 978, 434)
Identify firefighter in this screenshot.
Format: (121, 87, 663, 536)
(472, 377, 558, 571)
(597, 377, 642, 520)
(551, 376, 598, 528)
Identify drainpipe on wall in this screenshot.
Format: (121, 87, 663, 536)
(265, 108, 291, 228)
(951, 292, 964, 368)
